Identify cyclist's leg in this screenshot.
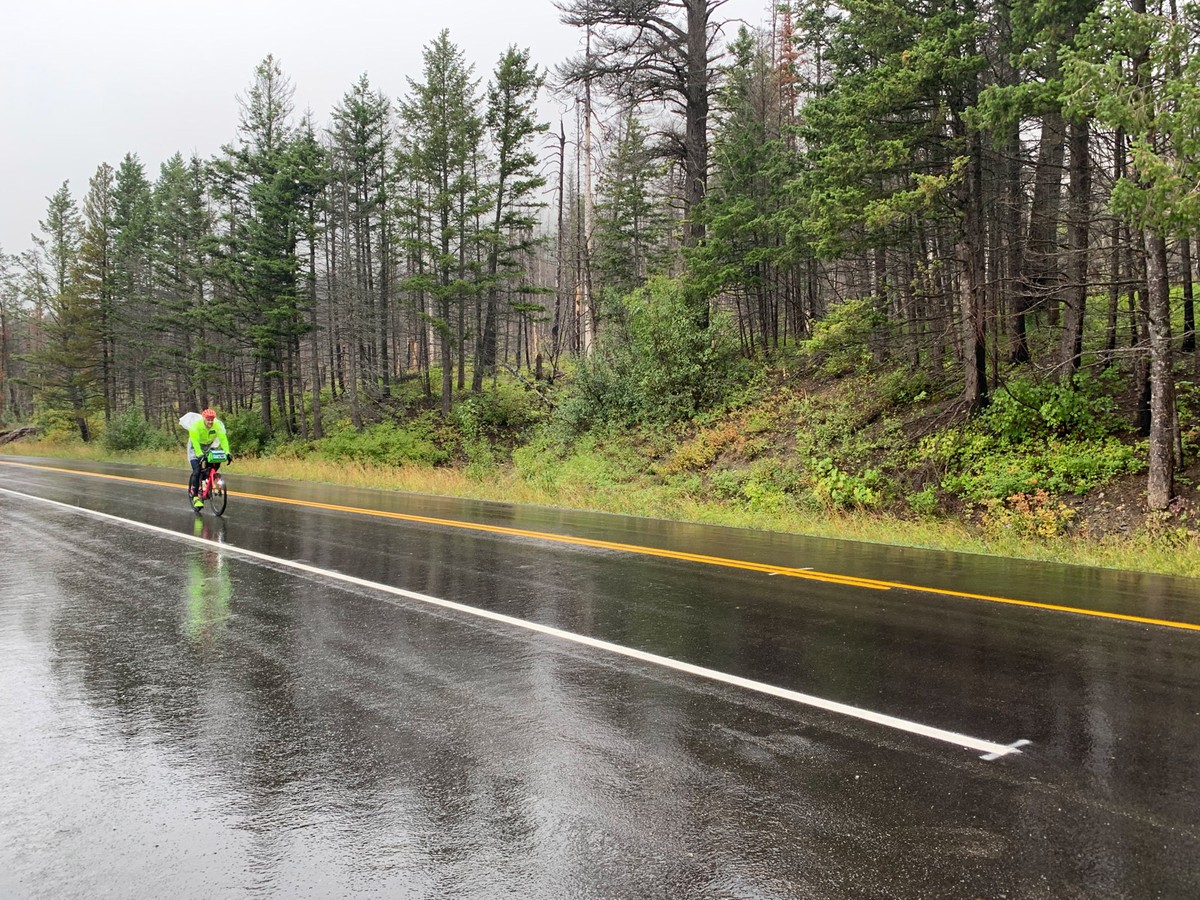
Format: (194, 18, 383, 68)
(191, 456, 207, 510)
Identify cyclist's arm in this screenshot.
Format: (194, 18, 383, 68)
(215, 422, 231, 455)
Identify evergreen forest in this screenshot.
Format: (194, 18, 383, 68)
(2, 0, 1199, 572)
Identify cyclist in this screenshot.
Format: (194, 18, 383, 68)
(187, 407, 232, 511)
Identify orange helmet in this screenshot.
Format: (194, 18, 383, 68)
(201, 408, 216, 421)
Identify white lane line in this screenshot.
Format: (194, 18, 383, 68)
(982, 739, 1032, 761)
(3, 488, 1028, 759)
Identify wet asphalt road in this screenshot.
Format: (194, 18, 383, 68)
(1, 456, 1198, 899)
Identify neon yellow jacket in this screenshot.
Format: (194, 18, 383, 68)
(187, 418, 230, 459)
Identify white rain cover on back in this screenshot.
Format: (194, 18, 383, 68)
(179, 412, 203, 430)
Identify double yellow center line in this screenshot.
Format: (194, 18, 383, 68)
(4, 459, 1198, 633)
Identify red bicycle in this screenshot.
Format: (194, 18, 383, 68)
(194, 448, 229, 516)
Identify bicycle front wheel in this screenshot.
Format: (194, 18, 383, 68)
(211, 476, 228, 516)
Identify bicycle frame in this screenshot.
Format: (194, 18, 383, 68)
(198, 461, 222, 499)
(195, 452, 228, 516)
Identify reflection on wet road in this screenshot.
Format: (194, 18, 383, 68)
(2, 457, 1199, 898)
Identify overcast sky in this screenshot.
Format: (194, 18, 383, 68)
(1, 0, 768, 258)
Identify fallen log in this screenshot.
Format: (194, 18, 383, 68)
(0, 426, 38, 446)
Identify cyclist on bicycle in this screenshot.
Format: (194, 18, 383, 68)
(187, 408, 232, 510)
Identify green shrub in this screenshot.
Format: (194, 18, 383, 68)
(874, 368, 936, 407)
(451, 382, 546, 475)
(707, 468, 747, 501)
(1037, 438, 1144, 491)
(981, 490, 1076, 538)
(920, 371, 1142, 506)
(317, 418, 449, 467)
(739, 461, 803, 512)
(511, 432, 562, 492)
(931, 433, 1144, 502)
(554, 276, 747, 430)
(798, 296, 884, 377)
(31, 406, 86, 443)
(668, 471, 705, 498)
(983, 371, 1124, 443)
(907, 485, 940, 517)
(511, 427, 652, 498)
(223, 410, 271, 457)
(454, 381, 545, 442)
(808, 456, 882, 509)
(265, 440, 314, 461)
(462, 441, 498, 479)
(103, 408, 174, 452)
(937, 452, 1041, 502)
(791, 377, 911, 468)
(799, 405, 868, 458)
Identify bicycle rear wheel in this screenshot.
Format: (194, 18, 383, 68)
(211, 475, 227, 516)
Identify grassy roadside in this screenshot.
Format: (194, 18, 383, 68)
(6, 440, 1198, 579)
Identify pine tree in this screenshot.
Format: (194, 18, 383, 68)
(26, 182, 102, 440)
(974, 0, 1099, 370)
(399, 31, 485, 415)
(473, 45, 548, 391)
(110, 153, 155, 414)
(0, 249, 34, 421)
(291, 116, 330, 439)
(797, 0, 990, 406)
(75, 164, 117, 420)
(329, 75, 393, 397)
(211, 55, 304, 432)
(151, 153, 211, 415)
(1062, 0, 1200, 509)
(688, 27, 800, 354)
(556, 0, 727, 249)
(594, 113, 671, 305)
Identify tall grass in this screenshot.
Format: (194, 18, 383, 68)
(5, 438, 1196, 578)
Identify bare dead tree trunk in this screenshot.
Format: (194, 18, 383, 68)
(1128, 0, 1171, 509)
(1103, 131, 1126, 363)
(1001, 121, 1025, 368)
(308, 218, 323, 439)
(1013, 109, 1066, 364)
(550, 122, 566, 379)
(1060, 118, 1090, 380)
(682, 0, 710, 251)
(1181, 236, 1195, 354)
(583, 77, 597, 352)
(959, 101, 987, 411)
(1144, 231, 1175, 509)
